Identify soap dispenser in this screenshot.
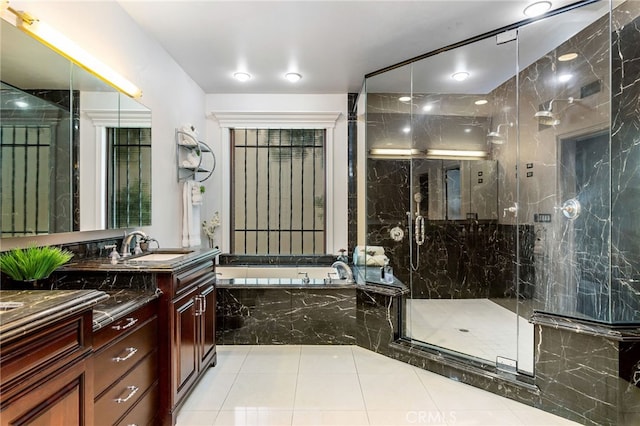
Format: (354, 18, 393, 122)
(133, 241, 143, 255)
(108, 245, 121, 264)
(382, 259, 394, 284)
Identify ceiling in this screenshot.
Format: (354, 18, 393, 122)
(117, 0, 585, 94)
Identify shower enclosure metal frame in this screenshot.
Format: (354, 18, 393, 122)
(359, 0, 632, 378)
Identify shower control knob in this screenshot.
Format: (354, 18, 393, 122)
(503, 202, 518, 217)
(390, 226, 404, 242)
(558, 198, 581, 220)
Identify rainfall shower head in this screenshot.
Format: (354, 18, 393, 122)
(534, 97, 575, 126)
(534, 110, 560, 126)
(487, 122, 513, 144)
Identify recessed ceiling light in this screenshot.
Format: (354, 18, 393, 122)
(558, 73, 573, 83)
(558, 52, 578, 62)
(451, 71, 470, 82)
(233, 72, 251, 82)
(422, 104, 433, 112)
(464, 128, 472, 133)
(474, 99, 488, 105)
(398, 96, 412, 102)
(14, 100, 29, 108)
(285, 72, 302, 82)
(523, 1, 552, 17)
(402, 126, 411, 134)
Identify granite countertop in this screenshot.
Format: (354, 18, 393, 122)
(59, 248, 220, 273)
(0, 289, 109, 342)
(354, 266, 410, 296)
(92, 289, 160, 331)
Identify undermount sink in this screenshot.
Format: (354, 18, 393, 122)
(132, 253, 187, 262)
(128, 249, 194, 262)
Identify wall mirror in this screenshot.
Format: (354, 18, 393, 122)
(1, 18, 152, 237)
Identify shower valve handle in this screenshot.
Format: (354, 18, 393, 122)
(503, 202, 518, 217)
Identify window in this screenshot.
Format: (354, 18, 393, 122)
(231, 128, 325, 254)
(1, 125, 53, 236)
(107, 127, 152, 228)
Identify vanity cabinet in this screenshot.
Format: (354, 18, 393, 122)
(158, 257, 217, 425)
(92, 301, 158, 426)
(0, 309, 93, 426)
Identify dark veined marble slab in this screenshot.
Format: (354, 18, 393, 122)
(92, 289, 160, 331)
(0, 289, 109, 341)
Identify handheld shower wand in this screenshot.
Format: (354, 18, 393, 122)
(414, 193, 425, 246)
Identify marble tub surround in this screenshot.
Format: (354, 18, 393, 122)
(217, 287, 358, 345)
(216, 267, 407, 346)
(0, 289, 108, 341)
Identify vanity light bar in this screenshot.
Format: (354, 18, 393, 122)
(6, 6, 142, 98)
(426, 149, 488, 158)
(369, 148, 424, 156)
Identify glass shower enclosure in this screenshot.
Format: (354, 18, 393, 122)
(360, 0, 638, 375)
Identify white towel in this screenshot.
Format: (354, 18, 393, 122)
(182, 180, 201, 247)
(366, 254, 389, 266)
(191, 184, 203, 205)
(353, 245, 386, 265)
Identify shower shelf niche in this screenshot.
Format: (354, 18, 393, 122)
(176, 128, 216, 182)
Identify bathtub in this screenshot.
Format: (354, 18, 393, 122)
(215, 265, 345, 285)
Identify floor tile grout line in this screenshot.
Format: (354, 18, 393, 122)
(350, 346, 373, 425)
(211, 346, 250, 422)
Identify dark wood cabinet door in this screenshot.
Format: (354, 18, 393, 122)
(199, 284, 216, 368)
(1, 359, 90, 426)
(172, 287, 198, 401)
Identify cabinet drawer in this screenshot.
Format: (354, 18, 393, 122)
(116, 382, 158, 426)
(175, 261, 214, 295)
(94, 302, 156, 350)
(94, 351, 157, 426)
(94, 317, 157, 397)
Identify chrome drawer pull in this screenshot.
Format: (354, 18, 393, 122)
(113, 347, 138, 362)
(114, 385, 139, 404)
(112, 317, 138, 331)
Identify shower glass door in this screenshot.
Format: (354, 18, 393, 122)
(517, 1, 612, 330)
(365, 30, 527, 372)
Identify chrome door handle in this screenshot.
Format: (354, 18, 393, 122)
(113, 347, 138, 363)
(111, 317, 138, 331)
(114, 385, 139, 404)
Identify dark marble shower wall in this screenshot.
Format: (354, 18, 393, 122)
(366, 159, 529, 300)
(611, 4, 640, 323)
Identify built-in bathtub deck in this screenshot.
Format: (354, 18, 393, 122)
(215, 255, 407, 346)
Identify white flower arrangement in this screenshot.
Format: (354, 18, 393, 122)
(202, 211, 220, 248)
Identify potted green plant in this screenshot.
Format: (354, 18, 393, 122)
(0, 246, 73, 288)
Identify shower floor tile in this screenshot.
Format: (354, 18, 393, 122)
(406, 298, 534, 373)
(176, 345, 577, 426)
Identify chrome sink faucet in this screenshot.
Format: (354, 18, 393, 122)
(120, 231, 147, 257)
(331, 261, 355, 283)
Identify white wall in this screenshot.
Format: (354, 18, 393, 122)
(205, 94, 349, 254)
(3, 1, 206, 249)
(2, 4, 350, 254)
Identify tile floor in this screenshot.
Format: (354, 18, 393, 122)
(406, 299, 535, 373)
(176, 345, 578, 426)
